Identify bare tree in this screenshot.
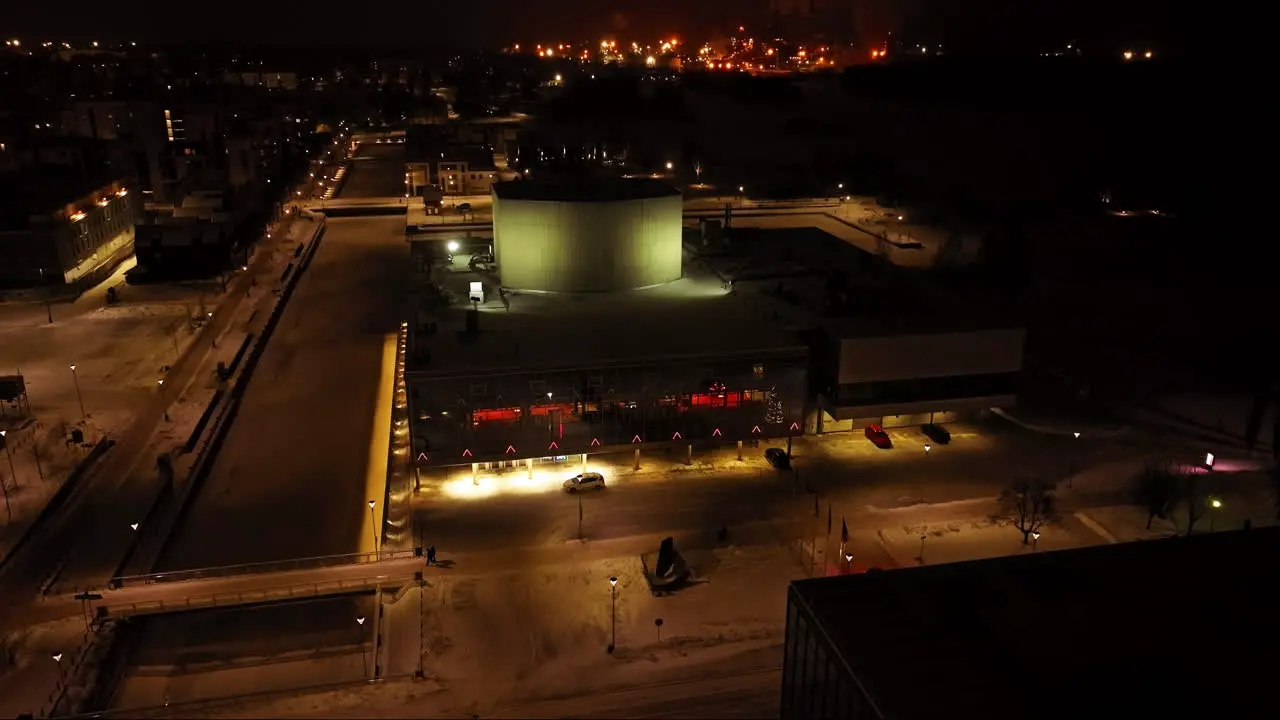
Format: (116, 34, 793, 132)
(1178, 470, 1210, 536)
(1136, 459, 1180, 529)
(999, 477, 1056, 545)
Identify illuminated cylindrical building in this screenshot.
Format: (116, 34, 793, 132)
(491, 178, 682, 293)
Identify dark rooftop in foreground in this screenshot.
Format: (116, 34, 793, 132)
(0, 168, 114, 228)
(694, 227, 1014, 337)
(789, 528, 1279, 719)
(492, 177, 680, 203)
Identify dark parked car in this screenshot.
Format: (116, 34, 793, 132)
(864, 424, 893, 449)
(922, 423, 951, 444)
(764, 448, 791, 469)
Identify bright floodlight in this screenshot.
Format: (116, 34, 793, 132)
(447, 241, 459, 252)
(924, 443, 931, 453)
(130, 523, 139, 530)
(356, 616, 366, 625)
(609, 576, 618, 586)
(367, 500, 376, 509)
(1073, 431, 1080, 438)
(665, 161, 673, 170)
(1211, 499, 1222, 509)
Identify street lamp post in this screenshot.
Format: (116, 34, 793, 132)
(1070, 431, 1081, 487)
(608, 576, 618, 654)
(0, 430, 18, 489)
(1031, 531, 1041, 553)
(844, 552, 854, 574)
(1210, 498, 1222, 532)
(158, 379, 169, 422)
(367, 500, 379, 555)
(355, 616, 369, 678)
(69, 364, 86, 419)
(39, 268, 53, 324)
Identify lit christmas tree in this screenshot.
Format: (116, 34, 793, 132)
(765, 386, 785, 424)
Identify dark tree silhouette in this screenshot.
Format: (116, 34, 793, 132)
(999, 477, 1056, 544)
(1136, 459, 1180, 529)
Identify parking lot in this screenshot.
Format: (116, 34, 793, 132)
(410, 418, 1112, 558)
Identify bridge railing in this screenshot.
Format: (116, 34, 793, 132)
(100, 572, 420, 619)
(110, 548, 421, 589)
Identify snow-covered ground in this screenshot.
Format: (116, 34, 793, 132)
(113, 544, 799, 718)
(0, 257, 219, 564)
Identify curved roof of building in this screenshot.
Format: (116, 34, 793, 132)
(493, 177, 679, 202)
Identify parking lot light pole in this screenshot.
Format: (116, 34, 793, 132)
(356, 616, 368, 677)
(69, 364, 86, 419)
(1032, 531, 1041, 552)
(0, 430, 17, 488)
(367, 500, 379, 555)
(608, 576, 618, 654)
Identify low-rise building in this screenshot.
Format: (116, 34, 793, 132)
(130, 190, 246, 280)
(406, 179, 809, 467)
(0, 170, 138, 291)
(782, 528, 1277, 719)
(405, 124, 500, 196)
(694, 226, 1022, 431)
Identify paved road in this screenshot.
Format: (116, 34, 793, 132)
(157, 216, 409, 571)
(340, 143, 406, 198)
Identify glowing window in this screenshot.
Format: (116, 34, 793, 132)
(753, 363, 765, 378)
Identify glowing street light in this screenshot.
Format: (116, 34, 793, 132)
(447, 240, 460, 253)
(924, 443, 931, 454)
(665, 161, 673, 170)
(1031, 530, 1041, 552)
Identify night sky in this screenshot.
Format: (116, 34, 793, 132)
(8, 1, 1189, 54)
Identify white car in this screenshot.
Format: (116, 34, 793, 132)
(563, 472, 606, 493)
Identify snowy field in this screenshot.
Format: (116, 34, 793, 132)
(0, 256, 222, 562)
(110, 545, 800, 718)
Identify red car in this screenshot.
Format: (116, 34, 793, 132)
(864, 424, 893, 449)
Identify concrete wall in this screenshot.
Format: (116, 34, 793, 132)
(492, 194, 682, 293)
(837, 328, 1024, 385)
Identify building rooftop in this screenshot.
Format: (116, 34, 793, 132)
(408, 256, 806, 377)
(791, 529, 1280, 719)
(691, 225, 1012, 338)
(492, 176, 679, 203)
(0, 167, 115, 229)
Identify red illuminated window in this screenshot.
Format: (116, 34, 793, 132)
(472, 407, 521, 423)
